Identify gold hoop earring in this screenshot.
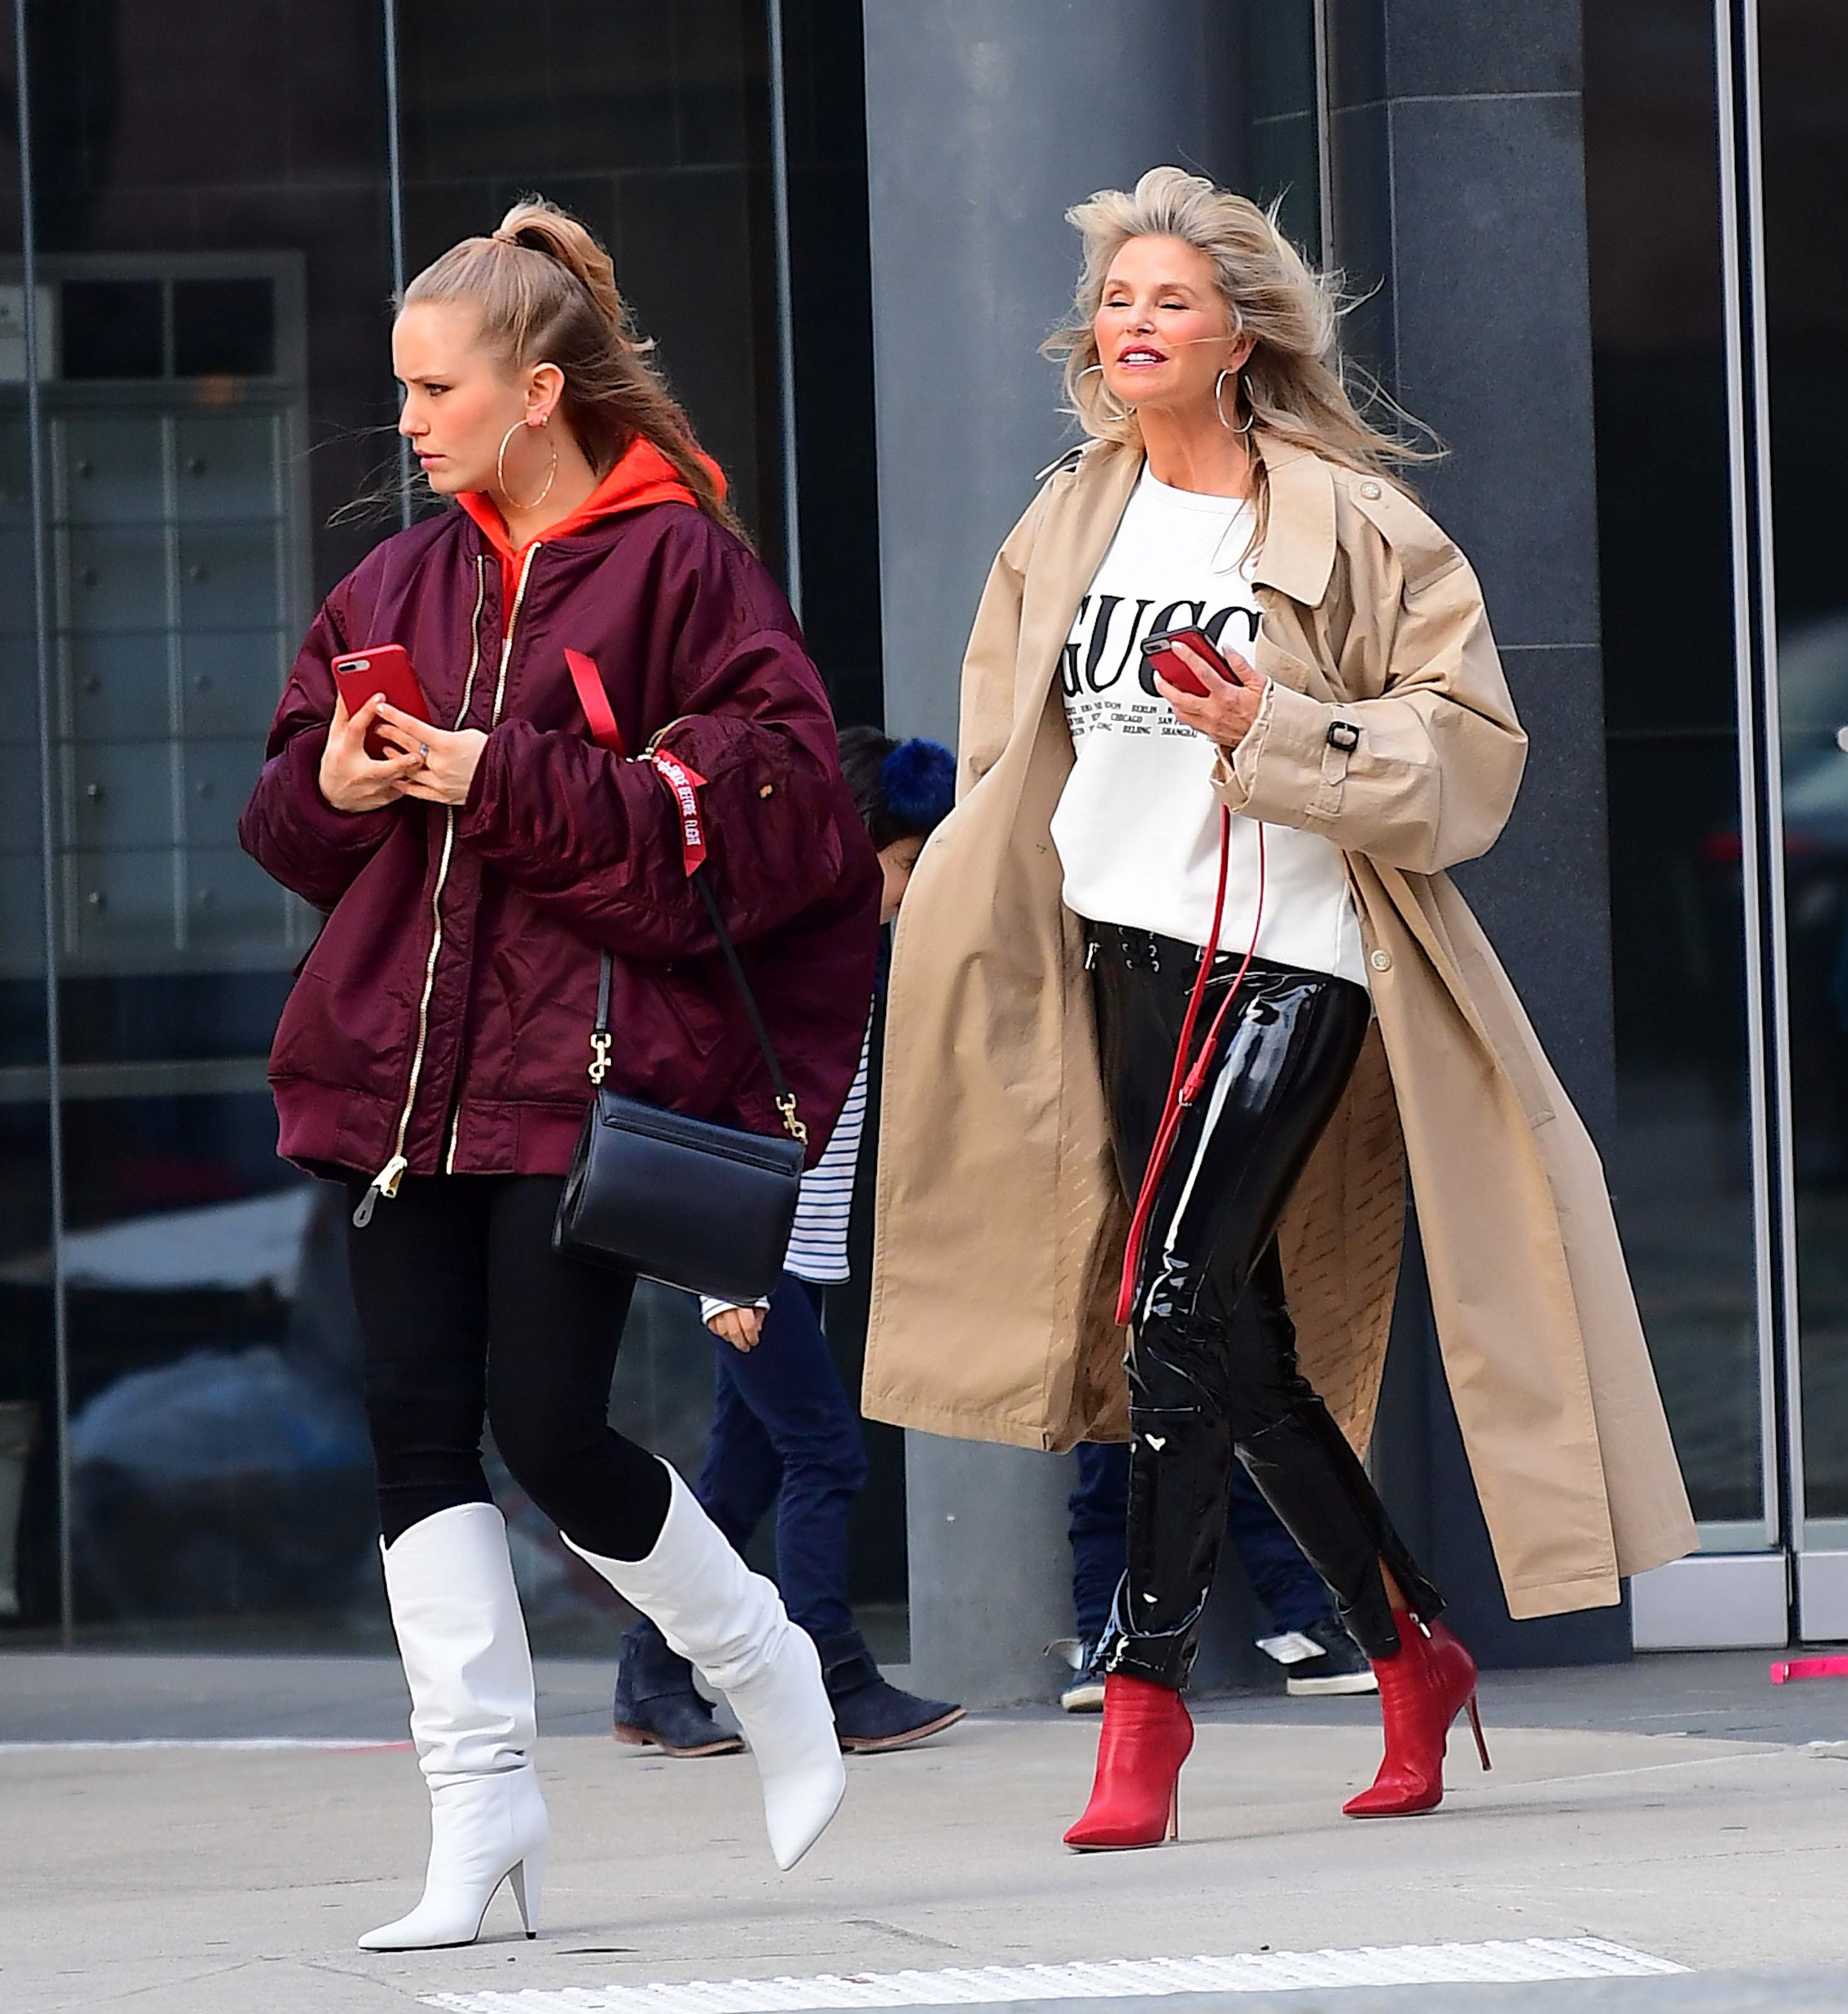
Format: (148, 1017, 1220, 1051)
(1078, 363, 1134, 425)
(497, 418, 558, 511)
(1214, 370, 1256, 436)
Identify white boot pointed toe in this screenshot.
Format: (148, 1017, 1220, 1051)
(565, 1465, 845, 1869)
(361, 1503, 549, 1951)
(736, 1621, 846, 1869)
(358, 1765, 549, 1950)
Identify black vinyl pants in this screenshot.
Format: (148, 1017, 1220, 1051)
(346, 1173, 672, 1558)
(1092, 924, 1441, 1687)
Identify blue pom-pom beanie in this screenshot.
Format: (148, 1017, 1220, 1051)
(879, 736, 955, 837)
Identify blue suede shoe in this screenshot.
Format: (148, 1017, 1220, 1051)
(820, 1630, 965, 1752)
(613, 1621, 744, 1757)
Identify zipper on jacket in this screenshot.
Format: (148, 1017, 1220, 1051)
(442, 545, 538, 1176)
(352, 556, 490, 1227)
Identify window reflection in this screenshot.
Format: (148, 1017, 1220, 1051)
(0, 18, 51, 1635)
(1764, 1, 1848, 1527)
(61, 280, 163, 380)
(58, 1181, 373, 1628)
(4, 0, 796, 1646)
(1587, 0, 1764, 1529)
(13, 0, 397, 1639)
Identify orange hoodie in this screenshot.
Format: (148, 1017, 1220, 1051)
(458, 434, 726, 623)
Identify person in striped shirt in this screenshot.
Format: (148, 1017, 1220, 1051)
(613, 728, 966, 1757)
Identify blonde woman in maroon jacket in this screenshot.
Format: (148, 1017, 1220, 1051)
(242, 199, 878, 1949)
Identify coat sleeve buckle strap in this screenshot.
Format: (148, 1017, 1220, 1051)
(1310, 718, 1360, 818)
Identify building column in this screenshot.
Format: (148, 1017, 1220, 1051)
(861, 0, 1246, 748)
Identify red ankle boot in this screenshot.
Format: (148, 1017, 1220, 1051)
(1063, 1674, 1193, 1850)
(1342, 1611, 1490, 1818)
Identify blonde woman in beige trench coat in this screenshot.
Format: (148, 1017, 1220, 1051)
(860, 168, 1696, 1848)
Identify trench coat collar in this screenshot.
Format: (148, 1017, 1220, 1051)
(1060, 431, 1338, 609)
(1248, 434, 1338, 607)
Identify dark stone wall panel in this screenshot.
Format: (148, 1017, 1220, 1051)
(1387, 1, 1582, 99)
(1329, 0, 1389, 110)
(1389, 92, 1601, 650)
(1453, 644, 1616, 1138)
(1330, 100, 1396, 381)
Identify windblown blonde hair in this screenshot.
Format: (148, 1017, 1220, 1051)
(1043, 167, 1438, 545)
(403, 194, 747, 543)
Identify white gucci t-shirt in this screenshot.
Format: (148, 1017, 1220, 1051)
(1049, 466, 1367, 986)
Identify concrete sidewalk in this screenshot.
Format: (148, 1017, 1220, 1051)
(1, 1650, 1845, 2012)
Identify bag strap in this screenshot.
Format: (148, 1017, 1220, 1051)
(590, 883, 805, 1147)
(569, 645, 806, 1147)
(566, 649, 626, 755)
(1113, 808, 1265, 1326)
(691, 872, 807, 1147)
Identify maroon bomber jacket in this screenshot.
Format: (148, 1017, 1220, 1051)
(239, 501, 881, 1198)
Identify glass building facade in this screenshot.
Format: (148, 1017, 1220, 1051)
(1587, 0, 1848, 1643)
(0, 0, 880, 1647)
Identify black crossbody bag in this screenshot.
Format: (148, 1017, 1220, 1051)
(552, 869, 808, 1302)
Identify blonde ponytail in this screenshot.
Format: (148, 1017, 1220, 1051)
(489, 200, 628, 332)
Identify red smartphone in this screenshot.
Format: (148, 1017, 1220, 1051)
(330, 644, 434, 760)
(1139, 626, 1241, 698)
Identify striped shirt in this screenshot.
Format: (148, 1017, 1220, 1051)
(700, 1016, 871, 1321)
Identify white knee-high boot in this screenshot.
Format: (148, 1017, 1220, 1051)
(359, 1502, 549, 1952)
(564, 1465, 845, 1869)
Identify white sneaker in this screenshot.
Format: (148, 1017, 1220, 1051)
(1259, 1619, 1380, 1697)
(1056, 1638, 1109, 1713)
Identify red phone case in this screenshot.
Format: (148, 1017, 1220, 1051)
(1141, 626, 1237, 698)
(331, 644, 432, 760)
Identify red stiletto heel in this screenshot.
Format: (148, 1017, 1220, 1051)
(1465, 1689, 1492, 1771)
(1429, 1618, 1491, 1772)
(1063, 1674, 1193, 1850)
(1343, 1609, 1485, 1818)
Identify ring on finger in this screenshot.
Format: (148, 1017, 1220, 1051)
(418, 743, 431, 763)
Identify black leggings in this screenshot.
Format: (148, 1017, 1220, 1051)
(345, 1173, 671, 1557)
(1092, 924, 1441, 1684)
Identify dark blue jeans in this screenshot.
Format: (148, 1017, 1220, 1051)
(1069, 1439, 1334, 1648)
(692, 1273, 869, 1643)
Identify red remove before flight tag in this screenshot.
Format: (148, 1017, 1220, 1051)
(650, 747, 709, 877)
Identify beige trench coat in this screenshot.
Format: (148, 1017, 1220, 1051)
(861, 434, 1696, 1621)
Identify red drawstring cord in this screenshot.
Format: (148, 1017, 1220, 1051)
(1113, 811, 1267, 1327)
